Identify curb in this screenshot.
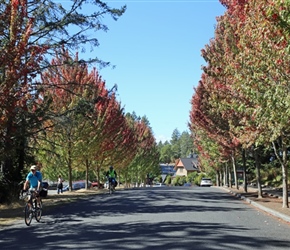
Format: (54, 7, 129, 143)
(220, 187, 290, 223)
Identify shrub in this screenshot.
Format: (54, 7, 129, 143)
(186, 172, 198, 184)
(165, 175, 172, 185)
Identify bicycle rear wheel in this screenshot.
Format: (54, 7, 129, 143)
(35, 199, 42, 222)
(24, 204, 33, 226)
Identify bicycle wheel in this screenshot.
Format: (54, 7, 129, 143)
(35, 199, 42, 222)
(109, 182, 112, 194)
(24, 203, 33, 226)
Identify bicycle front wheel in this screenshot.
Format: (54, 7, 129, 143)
(35, 199, 42, 222)
(24, 204, 33, 226)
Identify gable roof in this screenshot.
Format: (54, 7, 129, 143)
(174, 157, 199, 171)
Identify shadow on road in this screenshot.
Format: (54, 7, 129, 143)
(1, 187, 290, 250)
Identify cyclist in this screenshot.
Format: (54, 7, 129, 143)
(106, 166, 118, 189)
(23, 165, 42, 207)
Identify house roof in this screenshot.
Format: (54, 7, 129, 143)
(174, 157, 199, 171)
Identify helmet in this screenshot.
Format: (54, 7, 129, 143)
(30, 165, 37, 171)
(109, 166, 113, 169)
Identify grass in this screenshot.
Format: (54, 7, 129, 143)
(0, 188, 106, 227)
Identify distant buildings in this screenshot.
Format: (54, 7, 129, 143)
(174, 156, 200, 177)
(160, 163, 176, 175)
(160, 154, 200, 178)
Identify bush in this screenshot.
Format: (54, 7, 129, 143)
(165, 175, 172, 185)
(178, 176, 186, 186)
(172, 176, 186, 186)
(187, 172, 199, 185)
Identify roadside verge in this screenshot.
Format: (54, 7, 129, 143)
(218, 186, 290, 224)
(0, 188, 107, 227)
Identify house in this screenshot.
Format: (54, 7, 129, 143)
(174, 156, 200, 177)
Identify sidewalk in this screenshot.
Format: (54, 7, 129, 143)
(219, 186, 290, 224)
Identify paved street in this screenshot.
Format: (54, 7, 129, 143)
(1, 186, 290, 250)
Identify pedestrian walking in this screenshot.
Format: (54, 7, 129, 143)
(57, 175, 63, 194)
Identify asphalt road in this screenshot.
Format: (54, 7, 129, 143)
(1, 186, 290, 250)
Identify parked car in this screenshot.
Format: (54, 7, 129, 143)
(48, 182, 58, 190)
(91, 180, 104, 189)
(62, 180, 92, 192)
(153, 182, 166, 187)
(200, 178, 213, 187)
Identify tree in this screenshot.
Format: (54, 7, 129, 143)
(124, 116, 159, 187)
(0, 0, 126, 202)
(159, 144, 173, 164)
(39, 49, 126, 191)
(179, 131, 194, 158)
(157, 129, 193, 163)
(0, 0, 49, 202)
(221, 0, 290, 206)
(190, 0, 290, 207)
(171, 129, 181, 144)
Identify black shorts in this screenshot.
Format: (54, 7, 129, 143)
(31, 186, 42, 189)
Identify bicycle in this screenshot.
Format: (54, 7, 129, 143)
(108, 177, 116, 195)
(20, 188, 43, 226)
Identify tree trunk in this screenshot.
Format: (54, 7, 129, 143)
(242, 149, 248, 193)
(85, 159, 89, 190)
(253, 147, 263, 198)
(219, 170, 222, 186)
(68, 140, 73, 192)
(231, 155, 239, 190)
(281, 160, 289, 208)
(123, 168, 128, 188)
(228, 163, 232, 188)
(216, 171, 220, 186)
(96, 160, 104, 190)
(222, 167, 225, 186)
(225, 162, 229, 187)
(272, 138, 289, 208)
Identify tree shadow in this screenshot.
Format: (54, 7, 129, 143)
(1, 187, 290, 250)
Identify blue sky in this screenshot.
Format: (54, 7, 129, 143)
(85, 0, 226, 143)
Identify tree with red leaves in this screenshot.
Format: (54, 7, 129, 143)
(190, 75, 236, 186)
(0, 0, 126, 202)
(39, 49, 123, 190)
(90, 89, 135, 185)
(122, 113, 159, 187)
(227, 0, 290, 207)
(190, 0, 290, 207)
(0, 0, 48, 202)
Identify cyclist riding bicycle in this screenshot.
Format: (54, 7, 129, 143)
(106, 166, 118, 189)
(23, 165, 42, 206)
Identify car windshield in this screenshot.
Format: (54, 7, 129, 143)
(202, 178, 211, 181)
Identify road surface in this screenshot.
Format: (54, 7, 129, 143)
(1, 186, 290, 249)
